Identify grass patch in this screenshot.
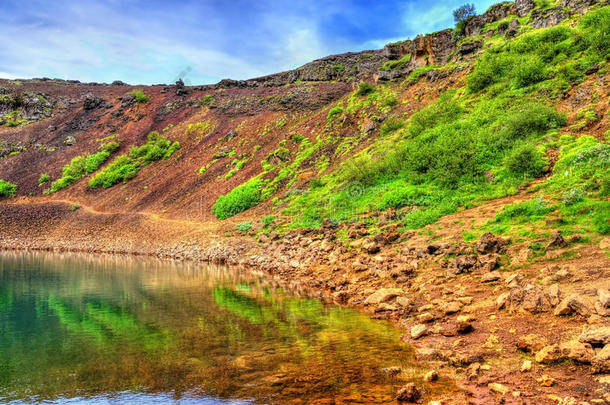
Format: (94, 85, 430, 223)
(0, 179, 17, 197)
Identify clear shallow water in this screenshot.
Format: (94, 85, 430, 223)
(0, 252, 452, 404)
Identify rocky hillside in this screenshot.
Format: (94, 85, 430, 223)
(1, 0, 609, 403)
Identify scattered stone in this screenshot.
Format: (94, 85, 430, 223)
(362, 239, 380, 254)
(592, 345, 610, 373)
(547, 231, 568, 249)
(396, 297, 412, 308)
(548, 284, 562, 306)
(453, 255, 478, 274)
(599, 237, 610, 250)
(364, 288, 403, 305)
(554, 294, 592, 317)
(598, 289, 610, 309)
(535, 344, 564, 364)
(579, 327, 610, 347)
(479, 254, 500, 271)
(496, 292, 510, 309)
(381, 366, 402, 376)
(418, 312, 435, 323)
(466, 362, 480, 380)
(476, 233, 509, 254)
(481, 272, 501, 283)
(521, 360, 532, 372)
(508, 283, 551, 313)
(456, 315, 474, 334)
(537, 374, 556, 387)
(424, 370, 439, 382)
(442, 301, 462, 315)
(411, 324, 428, 339)
(560, 340, 595, 364)
(395, 383, 422, 402)
(83, 93, 104, 110)
(488, 382, 509, 396)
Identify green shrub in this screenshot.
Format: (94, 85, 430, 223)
(505, 144, 547, 178)
(492, 198, 554, 224)
(562, 188, 585, 206)
(380, 54, 411, 71)
(49, 141, 120, 193)
(291, 133, 305, 143)
(89, 132, 179, 189)
(332, 64, 345, 73)
(513, 55, 547, 88)
(38, 173, 50, 186)
(327, 107, 344, 120)
(236, 221, 252, 232)
(261, 215, 275, 227)
(129, 89, 150, 103)
(380, 117, 405, 136)
(0, 179, 17, 197)
(212, 178, 263, 220)
(355, 82, 376, 96)
(201, 94, 214, 106)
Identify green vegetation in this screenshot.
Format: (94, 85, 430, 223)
(48, 141, 120, 193)
(201, 94, 215, 106)
(128, 89, 150, 103)
(380, 117, 405, 136)
(380, 54, 411, 71)
(212, 177, 264, 220)
(38, 173, 50, 186)
(261, 215, 275, 228)
(332, 64, 345, 73)
(327, 107, 344, 120)
(89, 132, 179, 189)
(236, 221, 252, 232)
(355, 82, 376, 96)
(0, 179, 17, 197)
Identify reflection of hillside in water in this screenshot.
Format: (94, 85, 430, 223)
(0, 252, 456, 404)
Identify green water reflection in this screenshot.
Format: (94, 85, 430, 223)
(0, 252, 454, 403)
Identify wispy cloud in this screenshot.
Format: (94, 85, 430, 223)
(0, 0, 499, 85)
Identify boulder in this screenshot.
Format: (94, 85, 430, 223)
(395, 383, 422, 402)
(559, 340, 595, 363)
(488, 383, 510, 396)
(535, 344, 564, 364)
(554, 294, 592, 317)
(579, 327, 610, 347)
(411, 324, 428, 339)
(83, 93, 104, 110)
(517, 334, 549, 353)
(475, 233, 508, 254)
(364, 288, 403, 305)
(424, 370, 439, 382)
(508, 283, 551, 313)
(481, 272, 501, 283)
(453, 255, 478, 274)
(513, 0, 535, 17)
(592, 345, 610, 373)
(362, 239, 380, 254)
(547, 231, 568, 249)
(598, 289, 610, 309)
(521, 360, 532, 372)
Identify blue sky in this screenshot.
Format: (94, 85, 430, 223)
(0, 0, 498, 85)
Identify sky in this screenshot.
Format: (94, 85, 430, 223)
(0, 0, 498, 85)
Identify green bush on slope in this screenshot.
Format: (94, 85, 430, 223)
(0, 179, 17, 197)
(89, 132, 179, 189)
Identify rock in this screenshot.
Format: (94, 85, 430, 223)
(424, 370, 439, 382)
(514, 0, 535, 17)
(554, 294, 592, 317)
(475, 233, 508, 254)
(456, 315, 474, 334)
(454, 255, 478, 274)
(411, 324, 428, 339)
(64, 135, 76, 146)
(479, 254, 500, 272)
(481, 272, 501, 283)
(362, 239, 380, 254)
(396, 297, 412, 308)
(592, 345, 610, 373)
(213, 147, 231, 159)
(363, 120, 375, 133)
(442, 301, 462, 315)
(517, 334, 549, 353)
(83, 93, 104, 110)
(537, 374, 556, 387)
(505, 273, 523, 288)
(508, 283, 551, 313)
(505, 19, 520, 37)
(466, 362, 480, 380)
(496, 292, 510, 309)
(364, 288, 403, 305)
(579, 327, 610, 347)
(598, 289, 610, 309)
(548, 284, 562, 306)
(560, 340, 595, 363)
(381, 366, 402, 376)
(459, 41, 482, 55)
(547, 231, 568, 249)
(395, 383, 422, 402)
(418, 312, 435, 323)
(521, 360, 532, 372)
(121, 92, 135, 107)
(600, 238, 610, 250)
(488, 382, 510, 396)
(535, 344, 565, 364)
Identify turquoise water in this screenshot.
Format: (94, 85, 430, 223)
(0, 251, 449, 404)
